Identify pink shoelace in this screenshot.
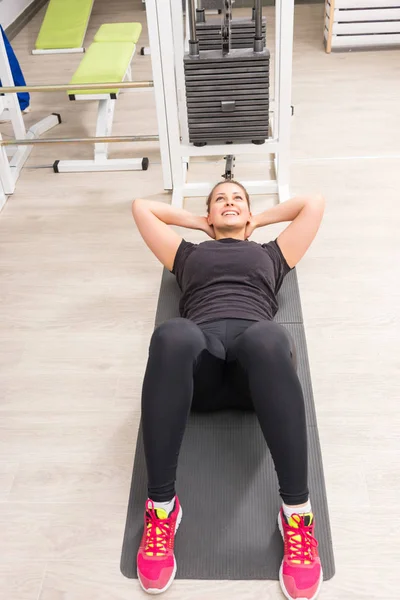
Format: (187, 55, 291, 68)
(144, 503, 173, 556)
(286, 514, 319, 563)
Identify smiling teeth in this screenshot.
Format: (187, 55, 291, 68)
(223, 212, 238, 215)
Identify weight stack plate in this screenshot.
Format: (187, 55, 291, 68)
(184, 47, 270, 146)
(196, 17, 267, 51)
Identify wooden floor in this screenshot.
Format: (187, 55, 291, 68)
(1, 1, 399, 599)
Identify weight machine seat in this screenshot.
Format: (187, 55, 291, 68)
(67, 23, 142, 98)
(35, 0, 94, 51)
(68, 43, 135, 97)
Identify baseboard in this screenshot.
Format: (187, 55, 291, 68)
(5, 0, 48, 41)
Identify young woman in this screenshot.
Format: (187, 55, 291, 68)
(132, 180, 325, 600)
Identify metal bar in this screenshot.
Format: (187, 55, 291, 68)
(183, 179, 278, 198)
(223, 154, 234, 180)
(0, 135, 159, 147)
(94, 98, 114, 160)
(180, 139, 278, 157)
(275, 0, 294, 202)
(146, 0, 173, 190)
(187, 0, 200, 55)
(0, 81, 154, 94)
(188, 0, 197, 42)
(159, 0, 187, 206)
(254, 0, 263, 52)
(222, 1, 232, 56)
(255, 0, 262, 39)
(171, 0, 190, 147)
(0, 180, 6, 212)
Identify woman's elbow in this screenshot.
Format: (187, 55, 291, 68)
(307, 194, 326, 215)
(132, 198, 144, 214)
(311, 193, 325, 207)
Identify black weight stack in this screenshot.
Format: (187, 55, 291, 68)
(184, 0, 269, 146)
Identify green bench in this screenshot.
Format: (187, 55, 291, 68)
(33, 0, 94, 54)
(53, 23, 150, 174)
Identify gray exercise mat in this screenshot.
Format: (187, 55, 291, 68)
(120, 269, 335, 581)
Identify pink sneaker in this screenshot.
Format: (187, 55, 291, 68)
(137, 497, 183, 594)
(278, 508, 323, 600)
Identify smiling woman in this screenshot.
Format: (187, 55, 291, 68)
(206, 180, 251, 213)
(132, 183, 325, 597)
(132, 182, 325, 597)
(206, 180, 253, 241)
(132, 181, 325, 270)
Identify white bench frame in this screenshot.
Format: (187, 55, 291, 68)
(0, 33, 60, 212)
(54, 46, 149, 173)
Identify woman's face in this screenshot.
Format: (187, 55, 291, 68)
(207, 182, 251, 234)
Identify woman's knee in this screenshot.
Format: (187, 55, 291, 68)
(235, 321, 293, 364)
(149, 318, 205, 357)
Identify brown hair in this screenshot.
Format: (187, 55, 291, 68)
(206, 180, 250, 214)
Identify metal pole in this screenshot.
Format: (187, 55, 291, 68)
(223, 155, 235, 180)
(187, 0, 200, 56)
(171, 0, 190, 147)
(254, 0, 263, 53)
(159, 0, 187, 207)
(0, 135, 159, 147)
(221, 1, 232, 56)
(0, 81, 154, 94)
(145, 0, 173, 189)
(275, 0, 294, 202)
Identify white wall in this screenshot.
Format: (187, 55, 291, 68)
(0, 0, 37, 30)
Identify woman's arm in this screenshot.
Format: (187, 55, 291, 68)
(132, 199, 214, 271)
(135, 199, 202, 230)
(251, 194, 325, 268)
(252, 195, 320, 227)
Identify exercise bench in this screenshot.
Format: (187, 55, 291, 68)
(33, 0, 94, 54)
(53, 23, 149, 174)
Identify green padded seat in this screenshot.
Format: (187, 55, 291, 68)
(68, 42, 136, 96)
(94, 23, 142, 44)
(35, 0, 93, 50)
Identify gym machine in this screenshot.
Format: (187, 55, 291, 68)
(145, 0, 295, 206)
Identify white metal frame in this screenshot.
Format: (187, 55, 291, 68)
(55, 47, 150, 173)
(0, 33, 60, 212)
(141, 0, 219, 55)
(145, 0, 174, 189)
(145, 0, 295, 207)
(32, 0, 94, 55)
(32, 48, 85, 55)
(0, 183, 5, 211)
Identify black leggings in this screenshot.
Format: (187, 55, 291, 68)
(141, 317, 309, 506)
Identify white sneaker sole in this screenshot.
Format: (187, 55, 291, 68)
(277, 511, 324, 600)
(137, 505, 183, 595)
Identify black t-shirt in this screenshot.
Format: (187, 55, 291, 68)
(171, 238, 292, 324)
